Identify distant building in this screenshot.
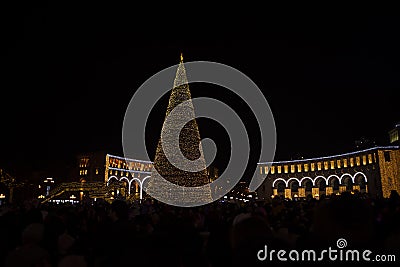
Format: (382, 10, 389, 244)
(104, 154, 219, 200)
(257, 122, 400, 200)
(389, 122, 400, 145)
(76, 151, 107, 183)
(257, 145, 400, 200)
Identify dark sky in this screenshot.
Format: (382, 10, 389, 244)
(2, 4, 399, 180)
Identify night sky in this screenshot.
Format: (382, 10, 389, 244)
(2, 4, 399, 181)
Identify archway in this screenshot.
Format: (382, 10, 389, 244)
(342, 175, 353, 191)
(275, 180, 286, 197)
(315, 176, 327, 196)
(353, 172, 367, 193)
(288, 179, 300, 198)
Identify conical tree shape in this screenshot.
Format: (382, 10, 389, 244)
(147, 54, 212, 205)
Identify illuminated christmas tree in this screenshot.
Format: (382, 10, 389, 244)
(147, 54, 212, 205)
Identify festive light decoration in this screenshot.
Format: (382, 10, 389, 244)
(258, 145, 399, 164)
(41, 182, 119, 203)
(377, 149, 400, 198)
(271, 172, 368, 187)
(146, 54, 212, 203)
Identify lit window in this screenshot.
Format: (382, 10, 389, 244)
(317, 162, 322, 171)
(330, 160, 335, 170)
(291, 165, 295, 173)
(311, 163, 315, 171)
(304, 164, 309, 172)
(324, 161, 329, 170)
(337, 159, 341, 168)
(297, 164, 302, 172)
(356, 157, 360, 166)
(362, 155, 366, 165)
(95, 168, 99, 175)
(264, 166, 268, 174)
(277, 166, 282, 174)
(343, 158, 348, 168)
(350, 158, 354, 167)
(284, 165, 288, 173)
(271, 166, 275, 174)
(368, 154, 373, 164)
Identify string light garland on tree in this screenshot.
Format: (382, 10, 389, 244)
(147, 53, 212, 204)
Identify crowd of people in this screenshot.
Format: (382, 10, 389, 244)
(0, 191, 399, 267)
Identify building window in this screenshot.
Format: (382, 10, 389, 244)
(350, 158, 354, 167)
(304, 164, 309, 172)
(291, 165, 295, 173)
(277, 166, 282, 174)
(330, 160, 335, 170)
(311, 163, 315, 171)
(324, 161, 329, 170)
(297, 164, 302, 172)
(389, 129, 399, 144)
(368, 154, 373, 164)
(80, 157, 89, 168)
(384, 151, 391, 162)
(284, 165, 288, 173)
(271, 166, 275, 174)
(95, 168, 99, 175)
(337, 159, 341, 168)
(356, 157, 360, 166)
(317, 162, 322, 171)
(362, 155, 367, 165)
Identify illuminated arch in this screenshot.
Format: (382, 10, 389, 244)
(299, 177, 313, 186)
(119, 177, 130, 194)
(286, 177, 301, 188)
(314, 175, 328, 186)
(352, 172, 367, 184)
(272, 178, 288, 188)
(327, 175, 340, 186)
(107, 175, 119, 185)
(119, 176, 130, 184)
(129, 176, 151, 200)
(339, 173, 352, 184)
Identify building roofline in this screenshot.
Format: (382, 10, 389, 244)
(258, 145, 399, 165)
(106, 154, 153, 164)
